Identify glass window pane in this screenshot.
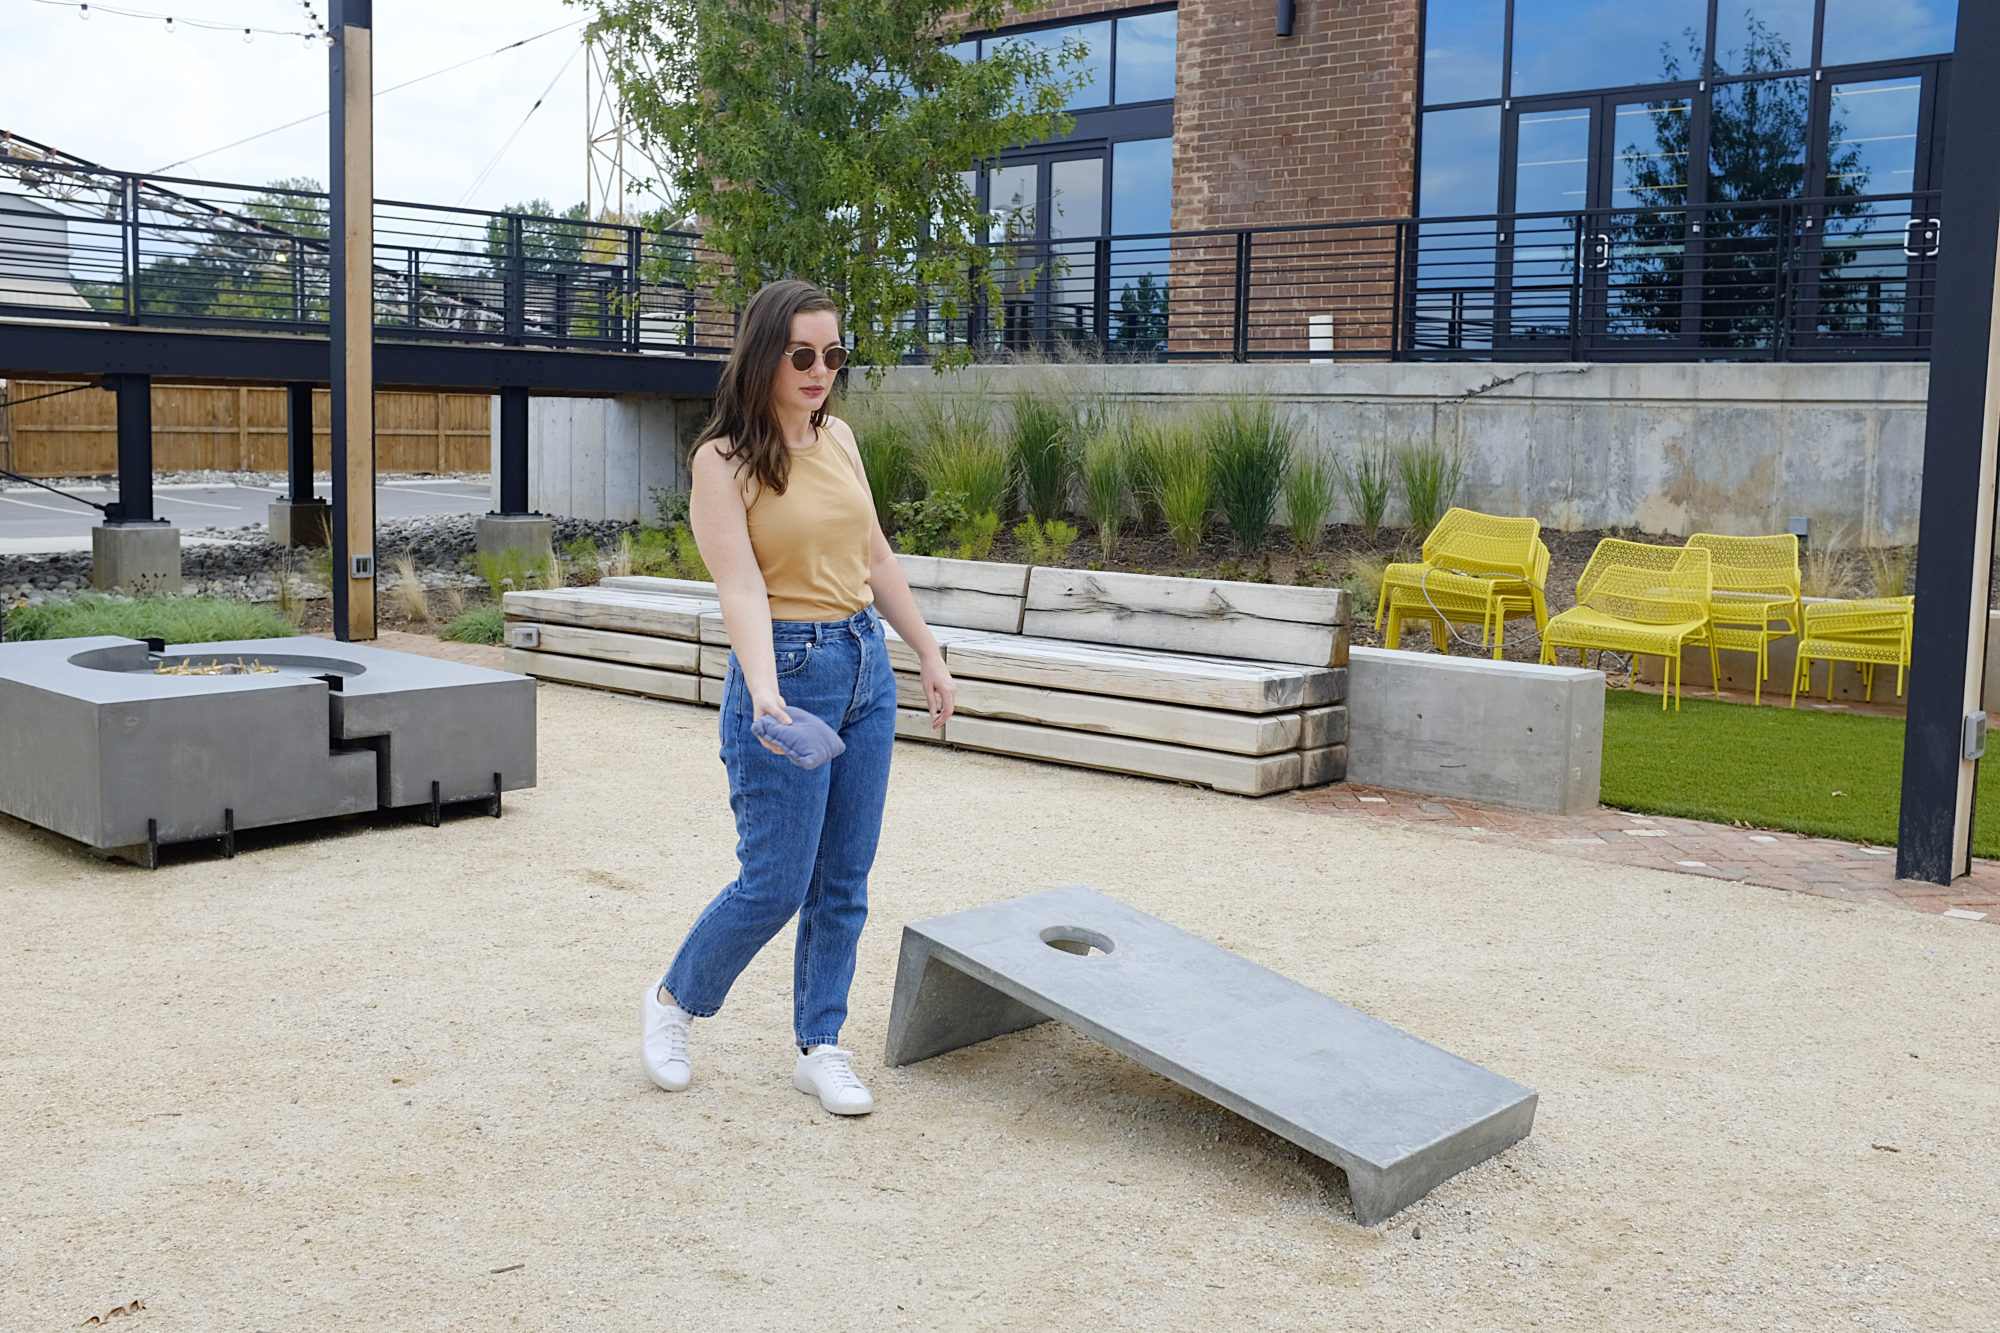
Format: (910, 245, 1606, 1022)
(1708, 76, 1811, 200)
(1422, 0, 1504, 105)
(1110, 139, 1172, 356)
(1514, 106, 1593, 214)
(1610, 98, 1691, 210)
(1510, 0, 1708, 96)
(1005, 22, 1111, 110)
(1050, 158, 1104, 238)
(1827, 78, 1923, 196)
(1111, 138, 1173, 234)
(945, 40, 976, 63)
(1823, 0, 1957, 66)
(1713, 0, 1814, 75)
(988, 164, 1038, 240)
(1419, 105, 1501, 216)
(1114, 11, 1176, 104)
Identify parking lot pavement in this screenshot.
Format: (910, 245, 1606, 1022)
(0, 477, 494, 554)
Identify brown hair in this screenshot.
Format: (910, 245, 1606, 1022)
(696, 279, 838, 496)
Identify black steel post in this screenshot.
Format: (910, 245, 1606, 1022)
(1897, 0, 2000, 883)
(498, 386, 529, 516)
(104, 373, 154, 525)
(1232, 231, 1252, 362)
(286, 383, 315, 502)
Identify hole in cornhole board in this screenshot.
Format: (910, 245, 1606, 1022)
(1041, 925, 1115, 957)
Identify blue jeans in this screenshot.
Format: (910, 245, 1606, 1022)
(663, 606, 898, 1049)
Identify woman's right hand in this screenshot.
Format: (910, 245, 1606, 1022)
(750, 688, 794, 755)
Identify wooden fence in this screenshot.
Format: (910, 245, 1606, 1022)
(0, 381, 491, 478)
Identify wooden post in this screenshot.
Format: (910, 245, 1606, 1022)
(329, 0, 376, 641)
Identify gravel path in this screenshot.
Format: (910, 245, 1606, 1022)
(2, 682, 1995, 1329)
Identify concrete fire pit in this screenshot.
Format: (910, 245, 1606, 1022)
(0, 636, 536, 864)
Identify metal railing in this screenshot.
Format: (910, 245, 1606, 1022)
(0, 149, 736, 356)
(924, 192, 1941, 363)
(0, 145, 1941, 366)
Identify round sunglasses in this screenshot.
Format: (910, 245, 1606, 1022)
(783, 344, 849, 373)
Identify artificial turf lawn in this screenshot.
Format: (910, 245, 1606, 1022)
(1599, 688, 2000, 857)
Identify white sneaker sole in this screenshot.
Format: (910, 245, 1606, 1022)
(792, 1070, 873, 1115)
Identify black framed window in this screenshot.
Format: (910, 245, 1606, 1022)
(957, 5, 1177, 110)
(1416, 0, 1958, 215)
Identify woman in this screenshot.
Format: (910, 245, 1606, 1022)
(640, 279, 956, 1115)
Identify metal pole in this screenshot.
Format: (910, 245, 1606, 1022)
(286, 383, 315, 503)
(498, 387, 530, 516)
(1897, 0, 2000, 883)
(329, 0, 376, 641)
(106, 373, 153, 525)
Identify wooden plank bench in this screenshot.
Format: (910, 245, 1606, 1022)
(502, 559, 1348, 795)
(885, 885, 1537, 1227)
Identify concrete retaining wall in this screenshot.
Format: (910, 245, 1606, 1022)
(489, 395, 709, 523)
(861, 362, 1928, 543)
(1345, 647, 1605, 814)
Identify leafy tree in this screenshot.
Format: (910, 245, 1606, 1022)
(484, 199, 593, 274)
(574, 0, 1087, 373)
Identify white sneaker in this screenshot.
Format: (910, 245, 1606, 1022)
(792, 1045, 874, 1115)
(640, 984, 693, 1092)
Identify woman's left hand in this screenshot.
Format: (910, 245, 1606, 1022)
(920, 656, 956, 730)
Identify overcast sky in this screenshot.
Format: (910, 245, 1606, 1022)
(0, 0, 607, 214)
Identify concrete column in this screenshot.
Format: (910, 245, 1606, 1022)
(94, 373, 180, 594)
(268, 381, 331, 547)
(477, 385, 551, 560)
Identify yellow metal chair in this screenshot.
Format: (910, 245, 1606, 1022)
(1376, 508, 1551, 659)
(1540, 539, 1719, 710)
(1686, 533, 1803, 704)
(1791, 596, 1915, 706)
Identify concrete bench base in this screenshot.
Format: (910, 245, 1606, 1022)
(885, 885, 1537, 1226)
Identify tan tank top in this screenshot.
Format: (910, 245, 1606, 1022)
(743, 425, 875, 622)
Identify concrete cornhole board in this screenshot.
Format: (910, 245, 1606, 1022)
(885, 885, 1537, 1226)
(0, 636, 536, 864)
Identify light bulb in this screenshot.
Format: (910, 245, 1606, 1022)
(242, 28, 254, 43)
(164, 17, 176, 34)
(78, 3, 89, 18)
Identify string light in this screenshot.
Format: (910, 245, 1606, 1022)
(28, 0, 318, 40)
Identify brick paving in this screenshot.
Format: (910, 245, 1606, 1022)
(1290, 783, 2000, 924)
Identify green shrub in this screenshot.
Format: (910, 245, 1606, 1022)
(1124, 417, 1169, 529)
(1008, 393, 1072, 523)
(472, 547, 547, 601)
(562, 536, 601, 585)
(1012, 517, 1080, 566)
(890, 490, 970, 557)
(671, 526, 710, 581)
(1284, 452, 1337, 554)
(919, 435, 1010, 518)
(855, 416, 920, 531)
(650, 485, 690, 529)
(629, 527, 676, 577)
(952, 511, 1002, 561)
(1333, 445, 1394, 540)
(1152, 422, 1212, 558)
(1079, 430, 1129, 563)
(1394, 442, 1466, 541)
(1202, 398, 1296, 552)
(1342, 554, 1388, 620)
(2, 594, 296, 643)
(443, 605, 506, 644)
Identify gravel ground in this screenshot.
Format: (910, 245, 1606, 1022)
(2, 682, 1995, 1330)
(0, 515, 638, 609)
